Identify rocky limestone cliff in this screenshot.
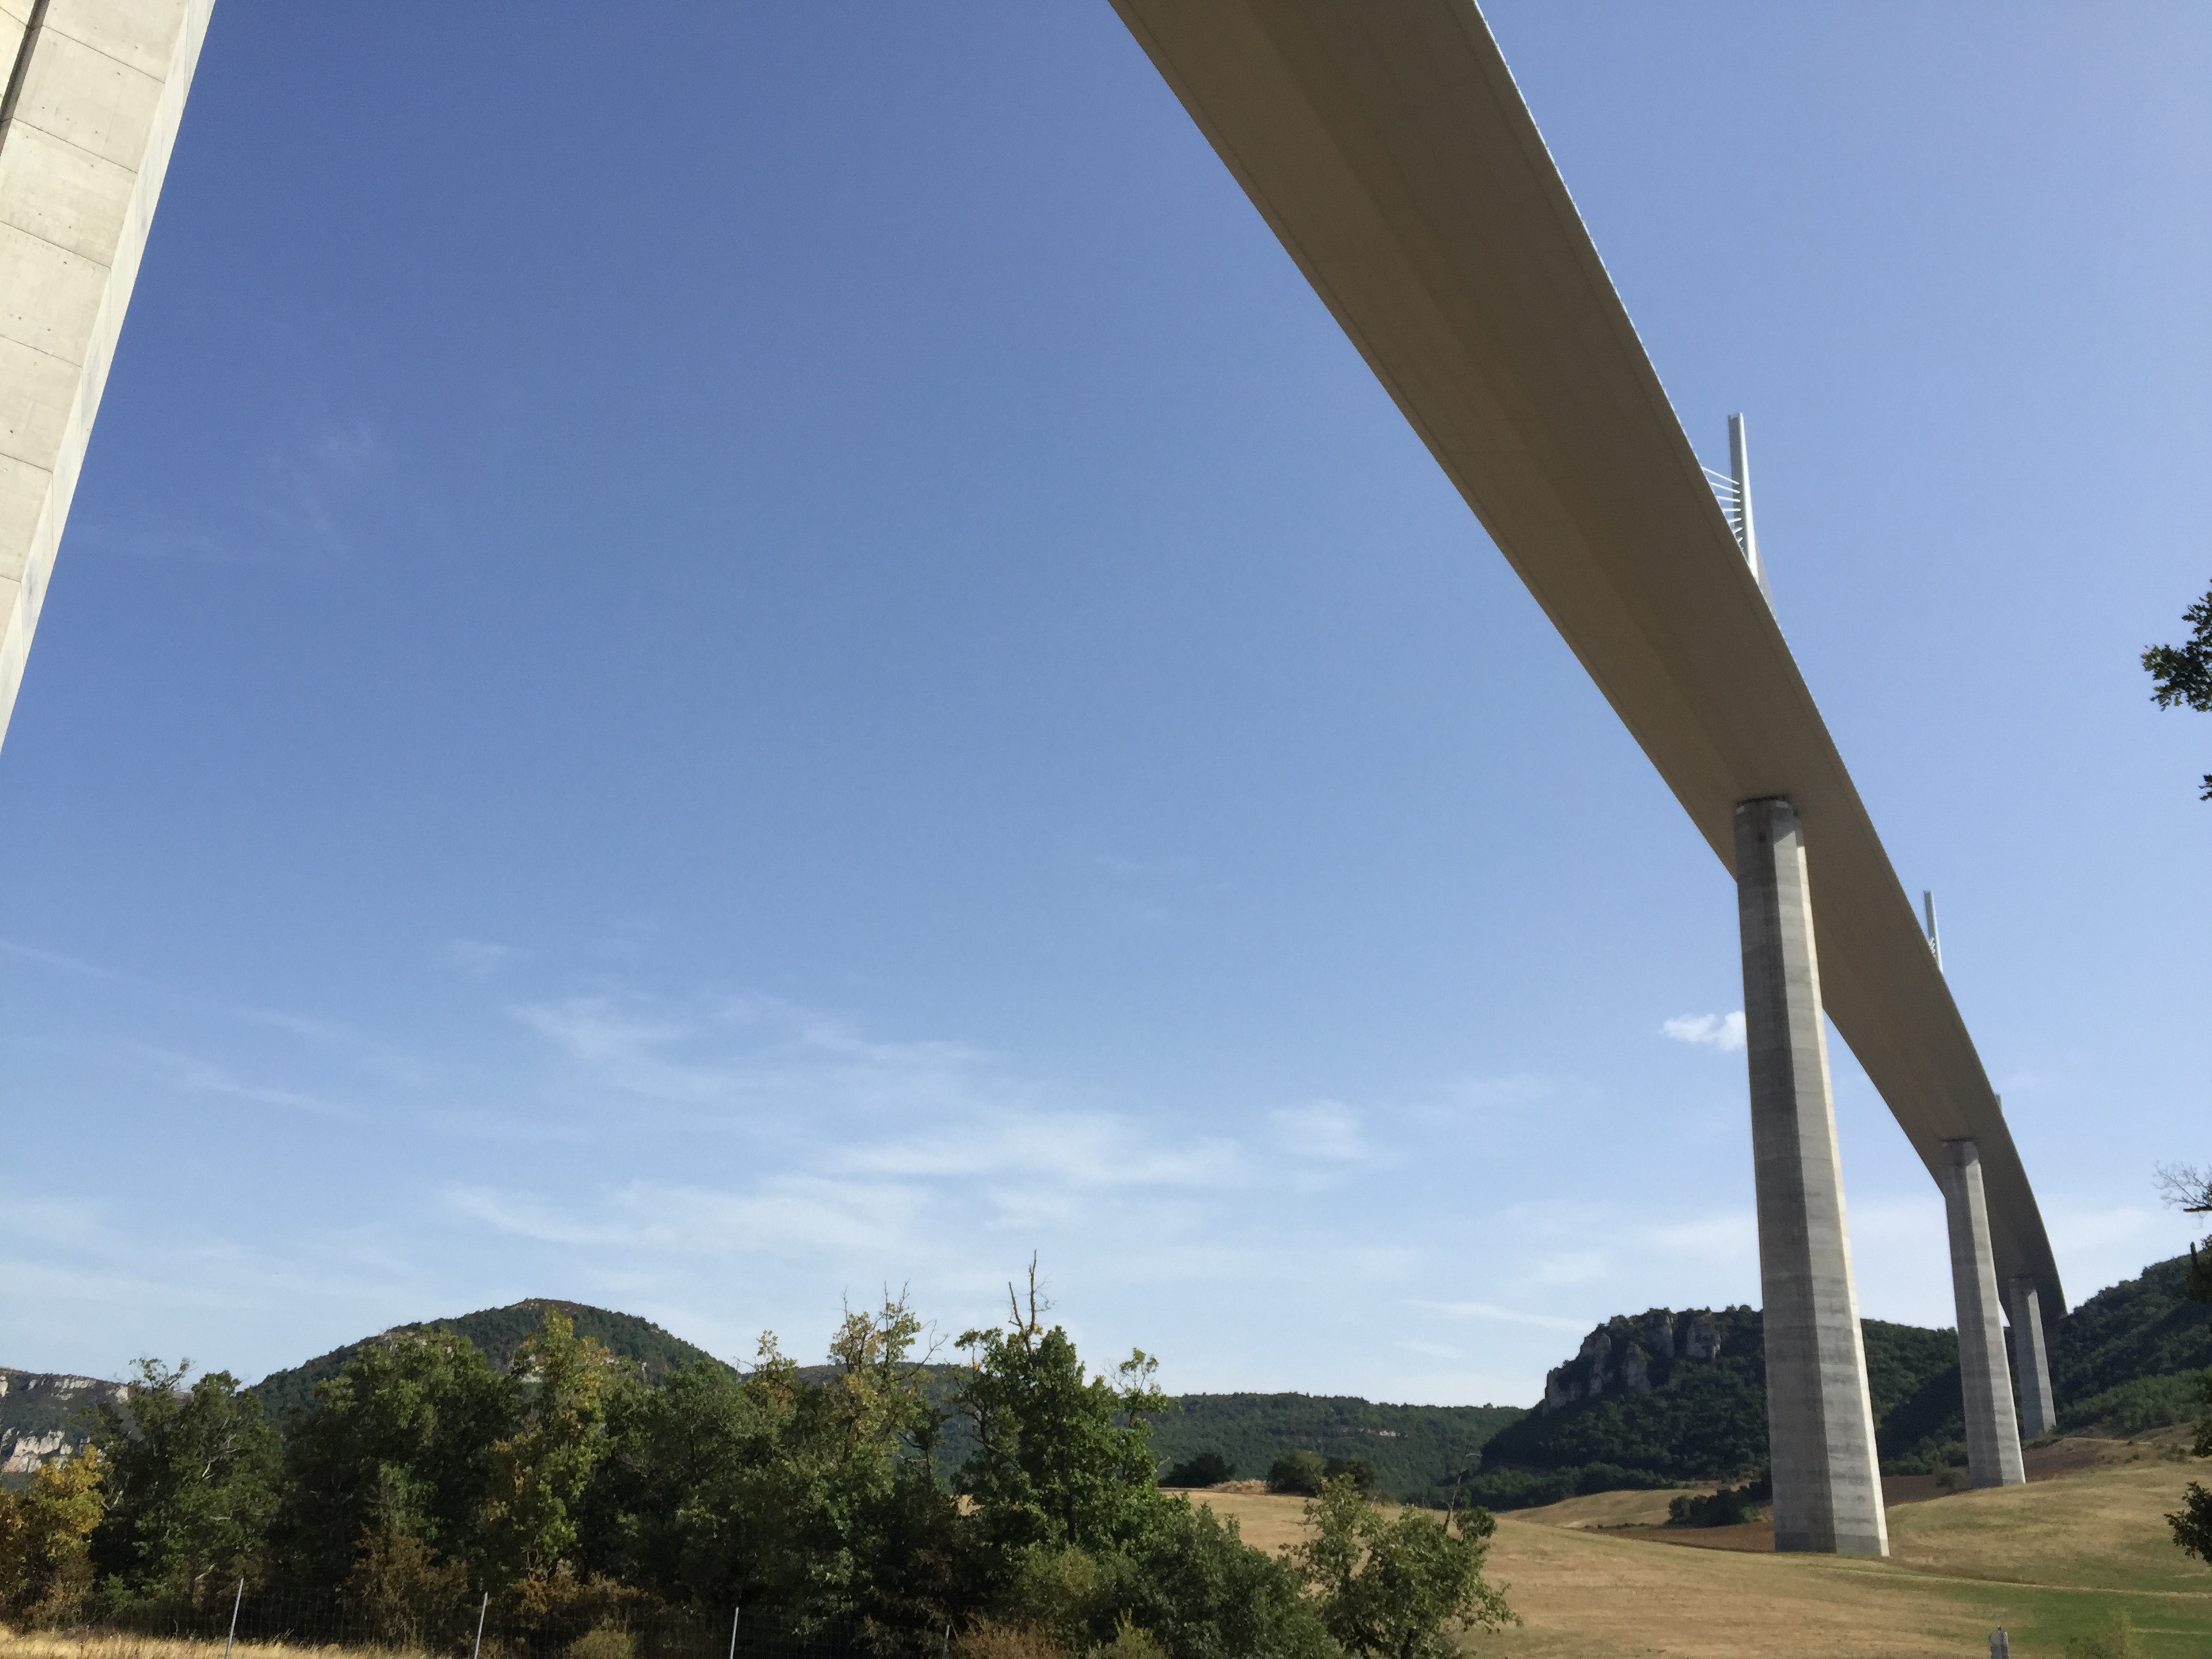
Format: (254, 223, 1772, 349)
(1538, 1306, 1761, 1414)
(0, 1368, 131, 1478)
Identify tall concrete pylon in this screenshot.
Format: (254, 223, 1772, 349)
(1734, 796, 1887, 1556)
(1943, 1139, 2027, 1486)
(0, 0, 214, 753)
(2006, 1275, 2057, 1438)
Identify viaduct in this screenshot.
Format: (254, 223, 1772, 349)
(0, 0, 2060, 1556)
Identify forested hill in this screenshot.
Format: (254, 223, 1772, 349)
(249, 1300, 729, 1423)
(1467, 1252, 2212, 1510)
(1147, 1394, 1525, 1503)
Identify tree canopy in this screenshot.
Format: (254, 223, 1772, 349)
(2144, 582, 2212, 800)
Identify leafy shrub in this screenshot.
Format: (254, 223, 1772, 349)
(1290, 1476, 1513, 1659)
(1160, 1452, 1232, 1489)
(1666, 1479, 1765, 1528)
(1266, 1450, 1327, 1496)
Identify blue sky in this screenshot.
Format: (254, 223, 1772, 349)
(3, 3, 2207, 1406)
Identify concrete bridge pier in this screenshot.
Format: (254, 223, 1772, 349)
(1942, 1139, 2027, 1486)
(2006, 1277, 2057, 1439)
(1734, 797, 1889, 1556)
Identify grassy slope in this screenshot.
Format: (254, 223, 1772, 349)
(1193, 1437, 2212, 1657)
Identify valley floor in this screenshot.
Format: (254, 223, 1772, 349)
(1195, 1434, 2212, 1658)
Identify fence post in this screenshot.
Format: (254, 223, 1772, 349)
(726, 1605, 739, 1659)
(472, 1591, 489, 1659)
(223, 1578, 243, 1659)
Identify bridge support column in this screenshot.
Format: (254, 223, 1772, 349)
(1734, 797, 1888, 1556)
(1942, 1140, 2026, 1486)
(2005, 1277, 2057, 1439)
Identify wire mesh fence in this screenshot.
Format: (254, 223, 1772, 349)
(73, 1589, 871, 1659)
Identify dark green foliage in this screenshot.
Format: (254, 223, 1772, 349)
(1863, 1322, 1965, 1473)
(251, 1300, 724, 1426)
(2052, 1256, 2212, 1431)
(265, 1326, 515, 1596)
(1159, 1452, 1233, 1489)
(1149, 1395, 1519, 1505)
(1323, 1458, 1376, 1494)
(2174, 1481, 2212, 1563)
(581, 1298, 975, 1647)
(1267, 1451, 1327, 1497)
(1666, 1479, 1766, 1528)
(952, 1273, 1172, 1559)
(88, 1361, 282, 1608)
(1477, 1364, 1767, 1489)
(1469, 1263, 2212, 1509)
(2143, 581, 2212, 799)
(1009, 1505, 1340, 1659)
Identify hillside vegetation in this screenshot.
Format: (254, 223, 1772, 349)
(1149, 1394, 1522, 1502)
(245, 1300, 726, 1424)
(1470, 1253, 2212, 1508)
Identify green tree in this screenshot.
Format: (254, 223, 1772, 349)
(1292, 1476, 1513, 1659)
(477, 1309, 615, 1586)
(579, 1298, 970, 1650)
(1266, 1450, 1326, 1496)
(0, 1446, 105, 1623)
(268, 1328, 516, 1596)
(88, 1361, 281, 1608)
(2144, 582, 2212, 800)
(1160, 1452, 1231, 1490)
(954, 1265, 1172, 1556)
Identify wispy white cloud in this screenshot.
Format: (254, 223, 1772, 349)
(445, 939, 525, 980)
(1414, 1299, 1589, 1333)
(134, 1045, 354, 1120)
(1528, 1250, 1610, 1288)
(1663, 1011, 1745, 1052)
(1269, 1100, 1367, 1162)
(77, 420, 391, 568)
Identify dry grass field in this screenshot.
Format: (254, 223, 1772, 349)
(1195, 1435, 2212, 1658)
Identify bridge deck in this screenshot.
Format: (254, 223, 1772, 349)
(1109, 0, 2060, 1314)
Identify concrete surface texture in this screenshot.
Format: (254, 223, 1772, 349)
(1942, 1139, 2027, 1487)
(0, 0, 213, 753)
(2005, 1275, 2057, 1440)
(1106, 0, 2060, 1317)
(1734, 797, 1887, 1557)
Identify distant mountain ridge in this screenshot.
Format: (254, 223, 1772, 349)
(247, 1298, 731, 1424)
